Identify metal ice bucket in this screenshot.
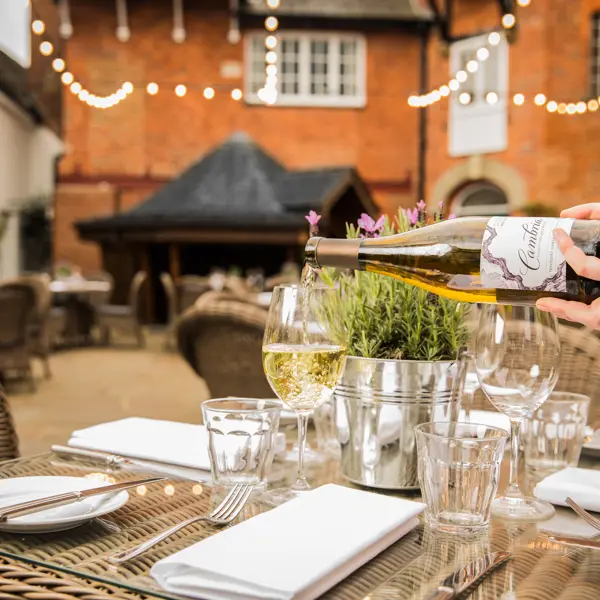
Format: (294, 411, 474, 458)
(335, 356, 463, 490)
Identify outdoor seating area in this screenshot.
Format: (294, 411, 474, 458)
(3, 0, 600, 599)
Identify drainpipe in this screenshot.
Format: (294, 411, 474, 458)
(417, 23, 430, 203)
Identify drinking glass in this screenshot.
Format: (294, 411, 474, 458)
(202, 398, 281, 486)
(523, 392, 590, 474)
(475, 305, 561, 521)
(415, 422, 508, 534)
(262, 285, 346, 503)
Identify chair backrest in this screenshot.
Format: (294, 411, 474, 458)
(86, 271, 114, 307)
(0, 387, 18, 460)
(176, 297, 272, 398)
(160, 272, 178, 324)
(177, 276, 211, 313)
(0, 283, 37, 348)
(18, 274, 52, 322)
(128, 271, 147, 320)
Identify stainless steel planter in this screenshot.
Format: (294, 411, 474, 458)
(335, 356, 463, 490)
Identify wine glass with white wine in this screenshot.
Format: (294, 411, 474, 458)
(475, 305, 561, 521)
(262, 284, 346, 504)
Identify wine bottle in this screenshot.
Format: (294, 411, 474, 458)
(304, 216, 600, 305)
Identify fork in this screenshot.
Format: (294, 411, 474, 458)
(566, 497, 600, 533)
(108, 483, 254, 563)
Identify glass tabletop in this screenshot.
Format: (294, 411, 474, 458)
(0, 451, 598, 600)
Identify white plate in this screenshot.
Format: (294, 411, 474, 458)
(0, 476, 129, 533)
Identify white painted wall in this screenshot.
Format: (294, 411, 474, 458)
(0, 92, 63, 278)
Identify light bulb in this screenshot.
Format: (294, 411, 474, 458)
(513, 93, 525, 106)
(557, 103, 567, 114)
(266, 0, 280, 7)
(486, 92, 498, 104)
(61, 72, 74, 85)
(517, 0, 531, 6)
(116, 89, 126, 100)
(439, 85, 450, 97)
(231, 88, 243, 101)
(70, 82, 82, 94)
(203, 87, 215, 99)
(576, 101, 587, 114)
(466, 60, 478, 73)
(122, 82, 133, 94)
(32, 20, 45, 35)
(175, 84, 187, 97)
(258, 86, 277, 105)
(588, 99, 599, 112)
(52, 58, 65, 72)
(546, 101, 558, 113)
(266, 51, 277, 64)
(502, 14, 516, 29)
(147, 82, 159, 95)
(456, 70, 467, 83)
(266, 64, 277, 76)
(534, 93, 547, 106)
(449, 79, 459, 91)
(265, 16, 278, 31)
(458, 92, 471, 105)
(78, 89, 89, 101)
(566, 103, 576, 115)
(488, 32, 501, 46)
(408, 95, 420, 107)
(265, 35, 277, 49)
(39, 41, 53, 56)
(477, 48, 490, 61)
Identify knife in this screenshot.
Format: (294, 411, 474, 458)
(423, 551, 512, 600)
(51, 445, 136, 466)
(546, 534, 600, 550)
(0, 476, 165, 521)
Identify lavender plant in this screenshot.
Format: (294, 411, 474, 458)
(315, 203, 469, 361)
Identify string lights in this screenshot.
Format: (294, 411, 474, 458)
(257, 0, 280, 105)
(31, 17, 246, 109)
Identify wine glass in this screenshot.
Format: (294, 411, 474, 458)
(262, 284, 346, 504)
(475, 305, 561, 521)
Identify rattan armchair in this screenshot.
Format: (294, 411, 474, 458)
(177, 275, 211, 313)
(0, 283, 37, 390)
(96, 271, 147, 347)
(176, 296, 272, 398)
(160, 272, 178, 350)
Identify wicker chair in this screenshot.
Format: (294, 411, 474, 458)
(96, 271, 147, 347)
(0, 387, 18, 460)
(176, 296, 272, 398)
(177, 276, 211, 313)
(0, 283, 37, 391)
(160, 272, 178, 350)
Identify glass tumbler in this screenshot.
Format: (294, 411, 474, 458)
(415, 422, 508, 534)
(523, 392, 590, 474)
(202, 398, 281, 486)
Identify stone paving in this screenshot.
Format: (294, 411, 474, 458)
(7, 331, 210, 457)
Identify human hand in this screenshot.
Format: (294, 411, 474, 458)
(536, 204, 600, 328)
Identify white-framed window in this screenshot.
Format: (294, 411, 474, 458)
(448, 34, 508, 157)
(590, 13, 600, 97)
(244, 31, 366, 108)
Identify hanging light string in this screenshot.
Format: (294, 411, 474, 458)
(31, 18, 244, 108)
(257, 0, 280, 105)
(409, 0, 599, 116)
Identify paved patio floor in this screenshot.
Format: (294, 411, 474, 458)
(7, 331, 210, 456)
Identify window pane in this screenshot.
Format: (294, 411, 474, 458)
(340, 40, 357, 96)
(310, 40, 329, 95)
(458, 48, 476, 102)
(249, 36, 266, 94)
(483, 44, 500, 97)
(281, 39, 300, 95)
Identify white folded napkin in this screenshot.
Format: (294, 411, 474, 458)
(458, 409, 511, 435)
(534, 467, 600, 512)
(69, 417, 285, 472)
(151, 484, 424, 600)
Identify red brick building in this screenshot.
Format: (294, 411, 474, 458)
(50, 0, 600, 273)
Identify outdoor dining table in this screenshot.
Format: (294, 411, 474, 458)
(0, 450, 598, 600)
(49, 280, 111, 294)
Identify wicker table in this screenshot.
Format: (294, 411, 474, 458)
(0, 452, 598, 600)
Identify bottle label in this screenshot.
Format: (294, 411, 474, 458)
(480, 217, 575, 291)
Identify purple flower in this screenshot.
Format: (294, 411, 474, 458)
(408, 208, 419, 226)
(358, 213, 385, 234)
(416, 200, 427, 212)
(305, 210, 322, 226)
(448, 213, 456, 220)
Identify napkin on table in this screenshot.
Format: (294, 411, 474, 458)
(151, 483, 425, 600)
(68, 417, 286, 472)
(534, 467, 600, 513)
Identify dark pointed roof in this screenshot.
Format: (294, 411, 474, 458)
(77, 132, 377, 236)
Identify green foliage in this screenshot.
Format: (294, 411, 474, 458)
(318, 209, 469, 361)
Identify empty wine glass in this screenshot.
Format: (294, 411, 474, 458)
(475, 305, 561, 521)
(262, 284, 346, 504)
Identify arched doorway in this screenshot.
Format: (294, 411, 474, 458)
(450, 181, 509, 217)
